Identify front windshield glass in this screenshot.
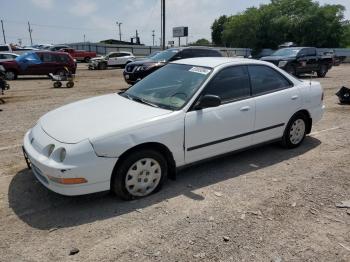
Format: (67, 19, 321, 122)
(272, 48, 301, 57)
(123, 64, 212, 110)
(150, 49, 179, 62)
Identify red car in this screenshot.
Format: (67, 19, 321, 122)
(0, 51, 76, 80)
(59, 48, 96, 62)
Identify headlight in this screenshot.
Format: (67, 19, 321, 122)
(47, 144, 55, 157)
(58, 148, 66, 162)
(278, 61, 288, 68)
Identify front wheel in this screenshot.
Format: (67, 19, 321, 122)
(317, 64, 328, 78)
(281, 113, 307, 148)
(112, 149, 167, 200)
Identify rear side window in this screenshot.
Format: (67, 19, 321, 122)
(177, 49, 193, 59)
(203, 66, 251, 102)
(54, 54, 69, 63)
(0, 46, 9, 51)
(248, 65, 292, 95)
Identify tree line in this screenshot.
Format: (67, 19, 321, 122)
(210, 0, 350, 51)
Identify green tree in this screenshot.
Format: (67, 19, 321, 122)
(193, 38, 211, 46)
(214, 0, 348, 50)
(211, 15, 228, 46)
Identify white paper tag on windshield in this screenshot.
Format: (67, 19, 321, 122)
(189, 67, 211, 75)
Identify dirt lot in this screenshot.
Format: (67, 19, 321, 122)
(0, 64, 349, 262)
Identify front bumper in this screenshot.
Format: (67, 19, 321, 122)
(23, 125, 117, 196)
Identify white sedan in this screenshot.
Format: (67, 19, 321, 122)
(23, 58, 324, 199)
(0, 52, 18, 62)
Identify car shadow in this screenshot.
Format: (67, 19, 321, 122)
(8, 137, 321, 230)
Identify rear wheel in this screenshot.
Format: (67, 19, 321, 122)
(112, 149, 167, 200)
(5, 71, 17, 80)
(66, 81, 74, 88)
(317, 64, 328, 78)
(281, 113, 307, 148)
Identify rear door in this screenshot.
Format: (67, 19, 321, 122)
(185, 65, 255, 163)
(248, 65, 302, 144)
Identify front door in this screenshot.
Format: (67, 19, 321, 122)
(185, 66, 255, 164)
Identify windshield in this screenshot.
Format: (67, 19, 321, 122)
(150, 49, 179, 62)
(122, 64, 212, 110)
(272, 48, 301, 57)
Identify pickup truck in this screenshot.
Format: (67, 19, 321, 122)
(260, 47, 333, 77)
(59, 48, 96, 62)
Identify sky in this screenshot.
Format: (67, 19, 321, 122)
(1, 0, 350, 46)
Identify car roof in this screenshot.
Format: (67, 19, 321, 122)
(172, 57, 266, 68)
(0, 52, 18, 56)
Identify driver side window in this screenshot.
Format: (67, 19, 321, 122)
(202, 66, 251, 103)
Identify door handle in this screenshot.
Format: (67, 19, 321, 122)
(291, 95, 299, 100)
(240, 106, 250, 112)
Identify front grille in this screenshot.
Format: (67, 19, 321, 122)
(265, 60, 279, 66)
(125, 64, 136, 73)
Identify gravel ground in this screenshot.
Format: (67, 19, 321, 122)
(0, 63, 349, 262)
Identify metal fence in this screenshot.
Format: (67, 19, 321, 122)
(67, 42, 252, 58)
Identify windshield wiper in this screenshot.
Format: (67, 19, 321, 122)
(129, 95, 160, 108)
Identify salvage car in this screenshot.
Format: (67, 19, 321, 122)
(123, 47, 222, 84)
(23, 58, 324, 199)
(260, 47, 333, 77)
(0, 51, 76, 80)
(89, 52, 135, 70)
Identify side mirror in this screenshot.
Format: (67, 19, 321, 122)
(194, 95, 221, 110)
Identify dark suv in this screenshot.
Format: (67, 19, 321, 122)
(123, 47, 222, 84)
(0, 51, 76, 80)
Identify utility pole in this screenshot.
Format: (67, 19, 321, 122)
(84, 34, 86, 43)
(27, 21, 33, 46)
(116, 22, 122, 41)
(161, 0, 165, 50)
(1, 20, 6, 44)
(136, 30, 139, 44)
(152, 30, 155, 46)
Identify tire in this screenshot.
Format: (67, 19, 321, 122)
(112, 149, 168, 200)
(285, 65, 296, 76)
(84, 57, 91, 63)
(281, 113, 308, 149)
(98, 62, 107, 70)
(53, 81, 62, 88)
(317, 64, 328, 78)
(5, 71, 17, 80)
(66, 81, 74, 88)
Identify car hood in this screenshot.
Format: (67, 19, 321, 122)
(40, 93, 172, 144)
(260, 56, 295, 61)
(128, 59, 166, 66)
(90, 56, 105, 61)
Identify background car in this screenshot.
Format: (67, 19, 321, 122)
(89, 52, 135, 70)
(123, 47, 222, 84)
(260, 47, 333, 77)
(0, 52, 18, 62)
(0, 51, 76, 80)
